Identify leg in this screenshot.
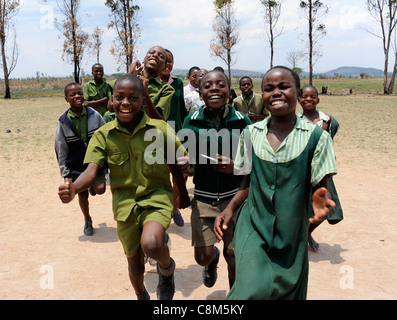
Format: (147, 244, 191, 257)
(126, 246, 146, 296)
(141, 221, 175, 300)
(223, 246, 235, 289)
(171, 176, 184, 227)
(78, 190, 94, 236)
(195, 245, 220, 288)
(308, 220, 324, 251)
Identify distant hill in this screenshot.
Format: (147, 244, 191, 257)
(323, 66, 384, 78)
(172, 66, 385, 79)
(172, 68, 264, 78)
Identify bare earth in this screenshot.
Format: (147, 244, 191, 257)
(1, 95, 397, 300)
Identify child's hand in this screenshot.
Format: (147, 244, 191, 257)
(176, 156, 190, 173)
(309, 187, 336, 224)
(58, 178, 76, 204)
(216, 154, 234, 174)
(128, 60, 144, 76)
(214, 207, 234, 242)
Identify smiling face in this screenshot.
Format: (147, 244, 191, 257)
(240, 78, 253, 96)
(160, 50, 173, 79)
(143, 46, 167, 74)
(200, 71, 230, 109)
(299, 86, 319, 112)
(65, 84, 84, 112)
(92, 64, 104, 82)
(112, 77, 145, 129)
(261, 68, 301, 118)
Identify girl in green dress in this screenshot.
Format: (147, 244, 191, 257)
(214, 66, 337, 300)
(298, 85, 343, 251)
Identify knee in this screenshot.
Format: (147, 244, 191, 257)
(93, 183, 106, 195)
(141, 234, 163, 258)
(194, 249, 213, 266)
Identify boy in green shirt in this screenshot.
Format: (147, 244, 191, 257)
(232, 76, 269, 123)
(58, 74, 189, 300)
(83, 63, 112, 117)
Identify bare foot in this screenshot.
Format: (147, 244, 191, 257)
(308, 235, 319, 251)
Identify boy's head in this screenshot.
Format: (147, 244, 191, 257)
(299, 85, 320, 112)
(112, 74, 145, 125)
(92, 63, 104, 81)
(239, 76, 253, 96)
(261, 66, 301, 117)
(143, 46, 167, 75)
(187, 66, 200, 88)
(64, 82, 84, 110)
(199, 70, 230, 110)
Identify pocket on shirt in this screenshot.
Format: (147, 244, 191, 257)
(108, 151, 130, 179)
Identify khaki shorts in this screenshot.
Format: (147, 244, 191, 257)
(117, 205, 172, 258)
(190, 197, 234, 250)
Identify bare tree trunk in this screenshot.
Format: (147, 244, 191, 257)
(0, 40, 10, 98)
(388, 51, 397, 93)
(309, 0, 313, 85)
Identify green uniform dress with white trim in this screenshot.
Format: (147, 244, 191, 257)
(229, 116, 337, 300)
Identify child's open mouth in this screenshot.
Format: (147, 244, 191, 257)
(209, 95, 222, 100)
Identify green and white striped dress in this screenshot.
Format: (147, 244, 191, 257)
(229, 115, 337, 300)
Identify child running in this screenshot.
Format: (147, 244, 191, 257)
(58, 74, 189, 300)
(298, 84, 343, 250)
(215, 66, 337, 300)
(182, 70, 251, 290)
(83, 63, 112, 117)
(55, 83, 106, 236)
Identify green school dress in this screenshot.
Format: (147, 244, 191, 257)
(229, 117, 336, 300)
(299, 112, 343, 225)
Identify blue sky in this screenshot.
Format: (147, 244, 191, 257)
(12, 0, 383, 78)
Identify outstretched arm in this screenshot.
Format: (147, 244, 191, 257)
(58, 163, 101, 203)
(309, 176, 336, 224)
(214, 175, 250, 242)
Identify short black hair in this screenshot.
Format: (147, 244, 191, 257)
(164, 48, 174, 63)
(114, 74, 144, 94)
(199, 70, 230, 92)
(188, 66, 200, 76)
(92, 63, 103, 70)
(262, 66, 301, 90)
(239, 76, 253, 86)
(302, 84, 319, 96)
(64, 82, 81, 96)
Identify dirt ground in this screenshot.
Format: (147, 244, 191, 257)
(1, 95, 397, 300)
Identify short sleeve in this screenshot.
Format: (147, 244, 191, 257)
(311, 131, 337, 186)
(233, 127, 252, 175)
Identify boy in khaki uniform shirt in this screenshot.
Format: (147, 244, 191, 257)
(58, 74, 189, 300)
(232, 76, 269, 123)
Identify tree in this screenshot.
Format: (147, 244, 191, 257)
(286, 50, 304, 75)
(105, 0, 140, 73)
(52, 0, 88, 83)
(366, 0, 397, 94)
(299, 0, 328, 85)
(260, 0, 284, 68)
(209, 0, 240, 81)
(90, 26, 104, 64)
(0, 0, 20, 99)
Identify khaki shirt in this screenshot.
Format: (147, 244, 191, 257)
(84, 111, 186, 222)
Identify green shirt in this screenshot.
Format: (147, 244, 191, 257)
(147, 76, 174, 121)
(234, 115, 337, 186)
(84, 111, 186, 222)
(67, 106, 88, 144)
(83, 78, 112, 116)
